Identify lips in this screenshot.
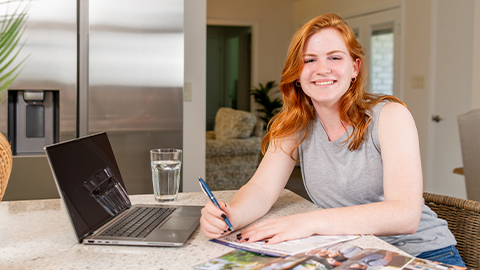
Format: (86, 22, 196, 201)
(314, 80, 335, 86)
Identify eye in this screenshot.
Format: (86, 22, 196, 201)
(304, 58, 316, 64)
(329, 56, 342, 61)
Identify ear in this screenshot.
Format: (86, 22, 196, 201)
(352, 58, 360, 78)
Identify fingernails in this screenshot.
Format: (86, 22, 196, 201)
(221, 214, 227, 219)
(221, 230, 227, 235)
(223, 202, 228, 208)
(264, 240, 269, 243)
(244, 238, 249, 242)
(227, 227, 232, 232)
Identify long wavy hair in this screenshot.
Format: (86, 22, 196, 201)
(262, 13, 405, 157)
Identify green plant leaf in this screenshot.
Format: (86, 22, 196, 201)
(0, 1, 29, 104)
(250, 80, 283, 128)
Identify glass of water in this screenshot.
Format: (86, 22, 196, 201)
(150, 148, 182, 202)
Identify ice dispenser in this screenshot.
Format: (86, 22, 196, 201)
(8, 90, 59, 155)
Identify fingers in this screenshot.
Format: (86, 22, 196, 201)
(236, 220, 279, 243)
(219, 201, 234, 220)
(200, 201, 233, 238)
(238, 227, 292, 245)
(264, 233, 289, 245)
(236, 216, 307, 245)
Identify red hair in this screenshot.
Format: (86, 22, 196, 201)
(262, 13, 404, 157)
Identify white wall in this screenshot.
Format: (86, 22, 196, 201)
(473, 0, 480, 109)
(183, 0, 206, 192)
(294, 0, 400, 28)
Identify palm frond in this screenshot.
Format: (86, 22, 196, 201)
(0, 0, 28, 104)
(250, 80, 283, 128)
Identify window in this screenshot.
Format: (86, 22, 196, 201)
(370, 28, 394, 95)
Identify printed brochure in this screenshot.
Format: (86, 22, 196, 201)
(211, 233, 360, 257)
(195, 241, 471, 270)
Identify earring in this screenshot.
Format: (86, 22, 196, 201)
(348, 77, 357, 91)
(295, 81, 301, 87)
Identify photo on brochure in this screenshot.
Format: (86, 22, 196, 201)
(195, 242, 366, 270)
(260, 243, 414, 270)
(260, 242, 365, 270)
(194, 250, 278, 270)
(332, 248, 414, 270)
(403, 258, 470, 270)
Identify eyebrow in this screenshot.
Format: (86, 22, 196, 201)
(327, 50, 348, 55)
(303, 50, 348, 57)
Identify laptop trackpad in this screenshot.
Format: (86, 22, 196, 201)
(160, 217, 197, 230)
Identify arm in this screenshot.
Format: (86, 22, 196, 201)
(200, 132, 298, 238)
(239, 102, 423, 244)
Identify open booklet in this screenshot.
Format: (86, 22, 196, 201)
(195, 241, 471, 270)
(210, 233, 360, 257)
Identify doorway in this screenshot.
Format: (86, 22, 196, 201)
(345, 8, 401, 98)
(206, 25, 252, 130)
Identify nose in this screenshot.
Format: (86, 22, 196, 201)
(315, 60, 331, 74)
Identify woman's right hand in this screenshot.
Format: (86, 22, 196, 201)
(200, 200, 237, 239)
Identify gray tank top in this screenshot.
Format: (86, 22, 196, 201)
(298, 102, 456, 256)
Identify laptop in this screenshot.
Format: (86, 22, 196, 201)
(44, 131, 202, 247)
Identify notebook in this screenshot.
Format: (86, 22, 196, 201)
(44, 131, 201, 247)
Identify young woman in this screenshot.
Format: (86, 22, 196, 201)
(200, 13, 465, 267)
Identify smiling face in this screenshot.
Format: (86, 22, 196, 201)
(299, 27, 360, 109)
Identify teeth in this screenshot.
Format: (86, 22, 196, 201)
(315, 81, 334, 86)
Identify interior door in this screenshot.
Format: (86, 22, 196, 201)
(427, 1, 473, 198)
(206, 26, 251, 131)
(206, 29, 226, 130)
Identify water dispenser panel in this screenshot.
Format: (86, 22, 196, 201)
(8, 90, 59, 156)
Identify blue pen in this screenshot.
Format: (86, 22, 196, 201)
(198, 176, 234, 231)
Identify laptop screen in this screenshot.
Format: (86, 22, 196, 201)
(45, 132, 131, 241)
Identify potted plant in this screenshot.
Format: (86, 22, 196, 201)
(0, 1, 29, 201)
(250, 81, 283, 128)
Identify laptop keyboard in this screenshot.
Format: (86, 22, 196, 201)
(100, 207, 176, 238)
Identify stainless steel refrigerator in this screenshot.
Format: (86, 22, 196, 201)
(0, 0, 184, 200)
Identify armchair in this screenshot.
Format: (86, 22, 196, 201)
(423, 192, 480, 269)
(458, 109, 480, 201)
(206, 108, 264, 190)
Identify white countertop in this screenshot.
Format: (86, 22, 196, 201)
(0, 190, 406, 269)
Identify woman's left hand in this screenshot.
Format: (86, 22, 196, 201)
(237, 213, 315, 245)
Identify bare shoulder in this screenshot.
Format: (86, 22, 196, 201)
(378, 101, 418, 144)
(379, 102, 413, 122)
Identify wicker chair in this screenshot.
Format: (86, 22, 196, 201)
(423, 192, 480, 269)
(0, 133, 13, 202)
